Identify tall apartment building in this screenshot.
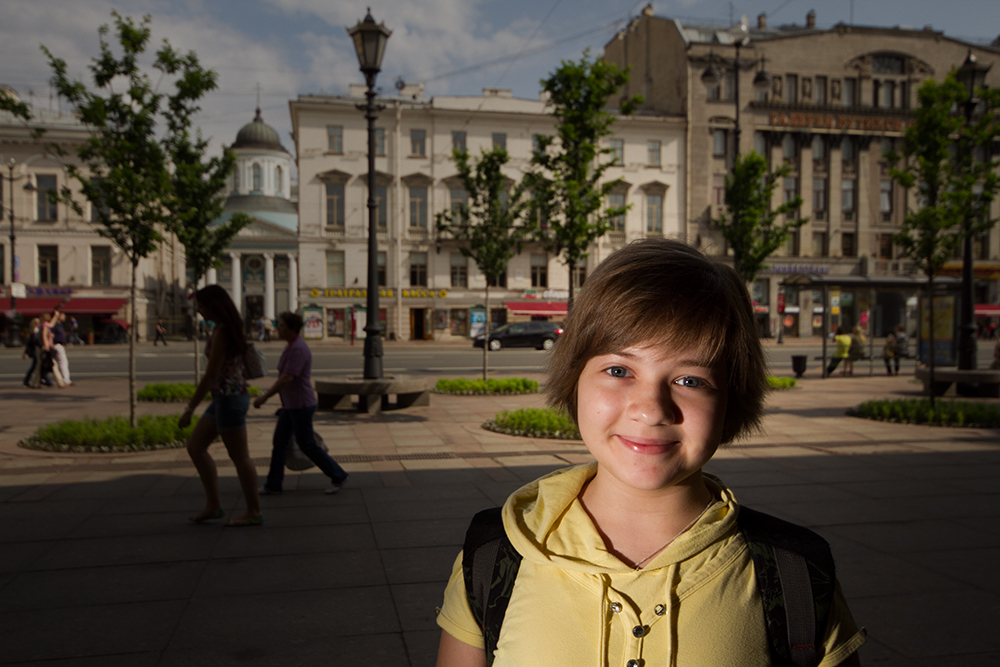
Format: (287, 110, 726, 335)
(290, 86, 685, 341)
(0, 92, 186, 342)
(605, 10, 1000, 337)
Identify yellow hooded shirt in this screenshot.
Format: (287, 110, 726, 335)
(437, 464, 865, 667)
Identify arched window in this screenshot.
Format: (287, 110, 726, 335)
(274, 166, 283, 194)
(252, 163, 262, 192)
(233, 166, 240, 192)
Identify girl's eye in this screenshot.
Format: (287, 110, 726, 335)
(675, 376, 705, 388)
(606, 366, 630, 378)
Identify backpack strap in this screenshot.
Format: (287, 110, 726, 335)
(738, 506, 836, 667)
(462, 507, 522, 667)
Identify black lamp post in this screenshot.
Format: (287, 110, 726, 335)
(955, 50, 990, 371)
(3, 158, 22, 346)
(347, 9, 391, 379)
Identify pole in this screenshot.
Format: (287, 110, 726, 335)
(733, 41, 741, 160)
(362, 79, 384, 379)
(7, 160, 17, 346)
(957, 100, 977, 371)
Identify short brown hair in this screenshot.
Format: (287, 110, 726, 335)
(279, 311, 304, 334)
(545, 238, 767, 444)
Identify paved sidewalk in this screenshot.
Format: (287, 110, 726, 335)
(0, 369, 998, 666)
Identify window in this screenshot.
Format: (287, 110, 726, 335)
(450, 253, 468, 287)
(450, 188, 468, 224)
(375, 128, 386, 156)
(610, 138, 624, 165)
(812, 232, 828, 257)
(713, 129, 728, 158)
(872, 80, 881, 108)
(90, 177, 108, 222)
(723, 70, 736, 101)
(881, 80, 895, 109)
(713, 174, 726, 207)
(326, 251, 345, 287)
(706, 77, 720, 101)
(378, 250, 387, 286)
(842, 137, 855, 164)
(813, 178, 827, 218)
(452, 131, 466, 153)
(608, 192, 626, 231)
(325, 184, 345, 227)
(410, 252, 428, 287)
(91, 246, 111, 285)
(572, 259, 586, 290)
(647, 140, 661, 167)
(754, 131, 767, 157)
(492, 133, 506, 151)
(880, 179, 893, 220)
(450, 309, 468, 335)
(531, 254, 548, 288)
(841, 179, 856, 219)
(786, 75, 799, 104)
(410, 129, 426, 156)
(900, 81, 910, 110)
(646, 193, 663, 233)
(274, 166, 283, 194)
(36, 175, 57, 221)
(843, 78, 856, 106)
(880, 138, 893, 161)
(873, 55, 905, 75)
(785, 230, 799, 256)
(233, 167, 240, 192)
(812, 135, 826, 161)
(815, 76, 827, 105)
(327, 125, 343, 153)
(38, 245, 58, 284)
(878, 233, 893, 259)
(783, 177, 798, 215)
(487, 269, 507, 288)
(374, 185, 388, 229)
(409, 187, 427, 227)
(782, 134, 796, 164)
(252, 163, 262, 192)
(842, 232, 856, 257)
(974, 233, 989, 260)
(532, 134, 543, 156)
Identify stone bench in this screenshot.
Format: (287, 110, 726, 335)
(914, 367, 1000, 398)
(315, 375, 431, 414)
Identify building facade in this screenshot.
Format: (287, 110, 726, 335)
(1, 94, 186, 343)
(290, 86, 686, 341)
(604, 9, 1000, 337)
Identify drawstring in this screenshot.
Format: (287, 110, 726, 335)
(664, 562, 679, 667)
(599, 575, 611, 667)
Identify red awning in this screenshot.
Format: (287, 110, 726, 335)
(505, 301, 568, 317)
(976, 304, 1000, 316)
(62, 298, 128, 315)
(103, 318, 131, 330)
(0, 297, 65, 316)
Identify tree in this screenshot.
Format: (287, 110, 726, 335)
(889, 74, 1000, 405)
(715, 151, 807, 286)
(0, 88, 30, 121)
(158, 44, 251, 380)
(530, 51, 641, 312)
(436, 148, 534, 380)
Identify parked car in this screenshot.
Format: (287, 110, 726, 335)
(473, 321, 564, 351)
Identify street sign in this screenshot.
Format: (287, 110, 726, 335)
(11, 283, 25, 299)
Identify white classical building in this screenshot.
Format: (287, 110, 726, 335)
(290, 86, 686, 341)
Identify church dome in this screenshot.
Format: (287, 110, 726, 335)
(232, 107, 287, 153)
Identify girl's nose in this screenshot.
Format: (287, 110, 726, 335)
(626, 384, 676, 425)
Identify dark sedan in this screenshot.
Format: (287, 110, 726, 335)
(473, 321, 564, 351)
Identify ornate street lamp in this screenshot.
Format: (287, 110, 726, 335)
(2, 158, 26, 346)
(955, 50, 990, 371)
(347, 9, 391, 379)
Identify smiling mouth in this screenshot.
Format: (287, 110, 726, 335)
(617, 435, 678, 454)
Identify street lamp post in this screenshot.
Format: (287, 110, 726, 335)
(955, 50, 990, 372)
(347, 9, 391, 380)
(3, 158, 22, 346)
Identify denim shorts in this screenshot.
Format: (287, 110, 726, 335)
(202, 393, 250, 433)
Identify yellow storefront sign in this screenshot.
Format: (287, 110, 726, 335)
(308, 288, 447, 299)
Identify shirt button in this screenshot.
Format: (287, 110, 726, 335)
(654, 604, 666, 616)
(632, 625, 645, 638)
(627, 660, 640, 667)
(610, 602, 622, 613)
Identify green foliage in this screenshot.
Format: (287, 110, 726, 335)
(0, 87, 30, 120)
(433, 378, 540, 395)
(483, 408, 581, 440)
(530, 50, 642, 310)
(715, 152, 808, 285)
(138, 382, 260, 402)
(849, 398, 1000, 428)
(21, 415, 198, 453)
(766, 376, 797, 390)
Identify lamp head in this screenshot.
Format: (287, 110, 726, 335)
(957, 49, 990, 98)
(701, 63, 720, 88)
(347, 9, 392, 83)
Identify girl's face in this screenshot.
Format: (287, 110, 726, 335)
(576, 342, 728, 496)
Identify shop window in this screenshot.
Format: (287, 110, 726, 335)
(410, 251, 428, 287)
(91, 246, 111, 285)
(450, 309, 468, 335)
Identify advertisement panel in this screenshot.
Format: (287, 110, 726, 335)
(919, 295, 956, 365)
(302, 307, 324, 340)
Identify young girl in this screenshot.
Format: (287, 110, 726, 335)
(435, 239, 864, 667)
(179, 284, 262, 527)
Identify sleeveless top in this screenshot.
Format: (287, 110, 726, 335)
(207, 329, 248, 395)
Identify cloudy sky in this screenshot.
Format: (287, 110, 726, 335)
(2, 0, 999, 164)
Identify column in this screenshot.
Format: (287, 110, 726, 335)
(287, 253, 298, 312)
(263, 252, 275, 320)
(206, 267, 217, 285)
(229, 251, 242, 314)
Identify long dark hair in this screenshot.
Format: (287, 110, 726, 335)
(195, 284, 247, 357)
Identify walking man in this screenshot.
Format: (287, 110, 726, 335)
(254, 311, 349, 495)
(154, 318, 168, 346)
(51, 310, 71, 386)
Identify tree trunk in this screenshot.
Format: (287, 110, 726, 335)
(482, 284, 490, 382)
(129, 260, 138, 428)
(927, 273, 936, 408)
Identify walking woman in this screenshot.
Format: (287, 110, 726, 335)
(23, 318, 41, 387)
(178, 285, 262, 527)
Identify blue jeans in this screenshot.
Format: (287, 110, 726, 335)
(23, 351, 37, 386)
(265, 406, 348, 491)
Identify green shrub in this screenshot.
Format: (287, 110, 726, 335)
(20, 415, 199, 453)
(483, 407, 581, 440)
(848, 398, 1000, 428)
(434, 378, 540, 395)
(767, 376, 797, 390)
(138, 382, 260, 402)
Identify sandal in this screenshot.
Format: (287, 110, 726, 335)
(226, 514, 264, 527)
(188, 508, 226, 523)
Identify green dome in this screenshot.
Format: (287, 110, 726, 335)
(232, 107, 287, 152)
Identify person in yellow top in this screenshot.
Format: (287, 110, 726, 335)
(435, 239, 865, 667)
(826, 326, 853, 377)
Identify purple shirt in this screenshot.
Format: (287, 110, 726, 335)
(277, 335, 316, 409)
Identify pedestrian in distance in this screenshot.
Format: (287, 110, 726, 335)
(846, 324, 866, 377)
(39, 313, 65, 388)
(255, 311, 349, 495)
(69, 316, 83, 345)
(435, 238, 864, 667)
(883, 331, 898, 376)
(154, 317, 168, 346)
(22, 317, 41, 388)
(892, 323, 908, 374)
(51, 310, 72, 385)
(179, 284, 262, 527)
(826, 326, 852, 377)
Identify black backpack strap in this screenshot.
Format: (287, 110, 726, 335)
(462, 507, 522, 667)
(738, 506, 836, 667)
